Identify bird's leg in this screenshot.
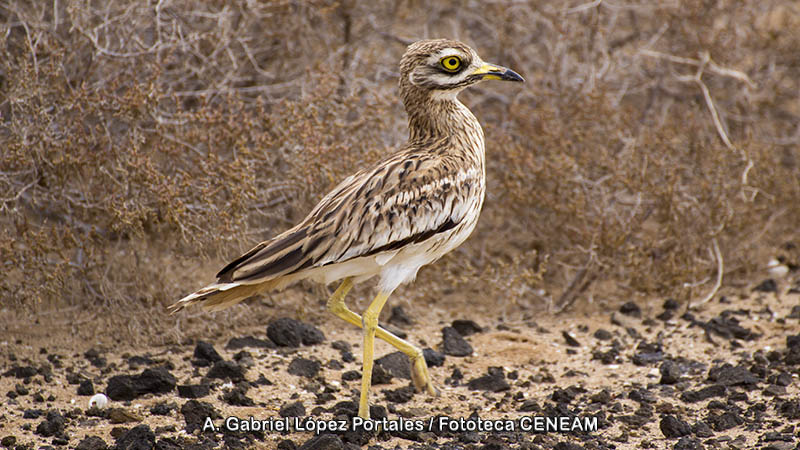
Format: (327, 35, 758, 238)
(358, 291, 390, 419)
(326, 279, 438, 398)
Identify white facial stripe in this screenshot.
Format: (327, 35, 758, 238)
(427, 48, 467, 65)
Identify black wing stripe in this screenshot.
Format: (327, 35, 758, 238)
(216, 227, 307, 281)
(235, 247, 307, 281)
(362, 218, 458, 258)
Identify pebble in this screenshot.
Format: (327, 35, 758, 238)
(106, 367, 176, 401)
(206, 360, 246, 382)
(226, 336, 275, 350)
(279, 401, 306, 418)
(176, 384, 210, 399)
(114, 424, 154, 449)
(440, 326, 473, 356)
(660, 415, 691, 438)
(287, 357, 321, 378)
(451, 319, 482, 336)
(192, 340, 223, 367)
(467, 367, 509, 392)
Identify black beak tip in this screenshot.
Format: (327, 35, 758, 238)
(503, 69, 525, 83)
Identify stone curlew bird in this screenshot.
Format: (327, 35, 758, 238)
(169, 38, 523, 419)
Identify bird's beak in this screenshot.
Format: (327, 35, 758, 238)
(472, 63, 524, 82)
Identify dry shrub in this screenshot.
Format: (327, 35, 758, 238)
(1, 1, 798, 340)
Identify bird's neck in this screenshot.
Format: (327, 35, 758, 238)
(403, 90, 485, 158)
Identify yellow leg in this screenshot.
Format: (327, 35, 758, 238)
(358, 291, 390, 419)
(326, 279, 438, 401)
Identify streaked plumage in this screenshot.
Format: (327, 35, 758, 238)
(169, 39, 523, 419)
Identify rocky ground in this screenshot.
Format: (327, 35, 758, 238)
(2, 277, 800, 450)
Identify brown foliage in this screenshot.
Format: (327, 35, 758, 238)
(1, 1, 798, 339)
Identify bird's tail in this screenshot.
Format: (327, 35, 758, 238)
(167, 279, 279, 314)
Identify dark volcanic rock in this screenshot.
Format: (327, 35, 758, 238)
(77, 379, 95, 396)
(562, 331, 581, 347)
(423, 348, 445, 367)
(115, 424, 155, 450)
(75, 435, 108, 450)
(660, 415, 691, 438)
(106, 367, 176, 401)
(177, 384, 210, 399)
(660, 360, 681, 385)
(149, 402, 176, 416)
(441, 327, 473, 356)
(467, 367, 509, 392)
(267, 318, 325, 347)
(451, 319, 482, 336)
(206, 360, 246, 382)
(192, 341, 223, 367)
(593, 329, 613, 340)
(268, 317, 305, 347)
(3, 365, 37, 379)
(388, 305, 413, 327)
(619, 301, 642, 317)
(301, 323, 325, 346)
(298, 433, 344, 450)
(692, 421, 714, 438)
(705, 312, 758, 341)
(706, 411, 744, 431)
(708, 363, 760, 386)
(674, 437, 704, 450)
(277, 440, 297, 450)
(35, 410, 65, 437)
(680, 385, 726, 403)
(384, 385, 415, 403)
(753, 278, 777, 292)
(181, 400, 220, 433)
(226, 336, 275, 350)
(371, 363, 393, 385)
(280, 401, 306, 418)
(376, 352, 410, 379)
(633, 341, 664, 366)
(287, 357, 321, 378)
(223, 384, 254, 406)
(341, 370, 360, 382)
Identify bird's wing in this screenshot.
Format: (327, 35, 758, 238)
(216, 140, 481, 284)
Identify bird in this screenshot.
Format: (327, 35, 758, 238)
(169, 38, 523, 420)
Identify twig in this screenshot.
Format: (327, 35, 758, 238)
(639, 49, 756, 88)
(664, 51, 757, 191)
(689, 238, 723, 308)
(554, 256, 597, 313)
(0, 177, 39, 203)
(565, 0, 602, 14)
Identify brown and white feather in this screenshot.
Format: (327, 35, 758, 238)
(168, 39, 501, 314)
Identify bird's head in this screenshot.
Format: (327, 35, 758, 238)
(399, 39, 524, 101)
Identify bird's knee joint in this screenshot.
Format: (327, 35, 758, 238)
(362, 311, 379, 330)
(327, 300, 343, 314)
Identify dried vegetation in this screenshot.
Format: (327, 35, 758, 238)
(1, 1, 798, 341)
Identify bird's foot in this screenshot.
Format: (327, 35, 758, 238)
(410, 353, 440, 397)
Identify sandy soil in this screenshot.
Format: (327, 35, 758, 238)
(1, 277, 799, 449)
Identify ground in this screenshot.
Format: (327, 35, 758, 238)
(2, 277, 799, 449)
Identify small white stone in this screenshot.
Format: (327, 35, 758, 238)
(89, 393, 109, 409)
(767, 259, 789, 277)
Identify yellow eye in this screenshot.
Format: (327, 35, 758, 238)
(440, 56, 462, 72)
